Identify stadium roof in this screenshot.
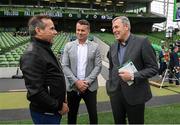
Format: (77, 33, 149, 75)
(47, 0, 153, 3)
(0, 0, 153, 4)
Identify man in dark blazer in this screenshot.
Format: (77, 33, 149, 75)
(106, 16, 158, 124)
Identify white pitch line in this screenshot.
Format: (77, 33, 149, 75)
(8, 89, 27, 92)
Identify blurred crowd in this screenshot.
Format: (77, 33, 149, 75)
(158, 41, 180, 86)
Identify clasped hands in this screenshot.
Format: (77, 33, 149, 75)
(75, 80, 89, 93)
(58, 80, 89, 115)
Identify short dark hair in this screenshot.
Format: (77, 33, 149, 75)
(28, 15, 51, 36)
(77, 19, 90, 29)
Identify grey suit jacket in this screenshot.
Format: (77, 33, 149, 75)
(106, 34, 158, 105)
(62, 39, 102, 92)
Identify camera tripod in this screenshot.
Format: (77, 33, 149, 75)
(160, 68, 179, 88)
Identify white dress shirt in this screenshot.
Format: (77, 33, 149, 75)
(77, 40, 88, 80)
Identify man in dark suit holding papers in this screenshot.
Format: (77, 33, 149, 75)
(106, 16, 158, 124)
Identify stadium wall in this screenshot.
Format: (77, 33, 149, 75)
(0, 67, 22, 78)
(94, 36, 109, 62)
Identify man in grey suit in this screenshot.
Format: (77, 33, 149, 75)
(106, 16, 158, 124)
(62, 19, 102, 124)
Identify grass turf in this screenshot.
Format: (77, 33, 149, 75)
(1, 85, 180, 110)
(1, 103, 180, 124)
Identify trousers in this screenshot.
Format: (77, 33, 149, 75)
(109, 90, 145, 124)
(67, 90, 97, 124)
(30, 109, 62, 124)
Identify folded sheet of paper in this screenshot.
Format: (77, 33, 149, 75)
(118, 61, 137, 86)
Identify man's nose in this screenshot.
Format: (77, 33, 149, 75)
(113, 29, 116, 33)
(54, 30, 57, 35)
(78, 31, 82, 34)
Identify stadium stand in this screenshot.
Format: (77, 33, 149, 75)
(0, 0, 166, 32)
(0, 0, 179, 78)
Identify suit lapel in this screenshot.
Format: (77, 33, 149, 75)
(112, 42, 120, 67)
(86, 40, 91, 67)
(74, 40, 78, 71)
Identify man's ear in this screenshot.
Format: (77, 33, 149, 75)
(35, 27, 41, 34)
(124, 24, 129, 31)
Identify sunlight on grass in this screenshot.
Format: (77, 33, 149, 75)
(151, 82, 180, 96)
(97, 86, 109, 102)
(1, 85, 180, 110)
(0, 91, 29, 109)
(0, 87, 110, 110)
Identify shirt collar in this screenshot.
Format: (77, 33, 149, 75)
(119, 39, 128, 47)
(76, 39, 89, 45)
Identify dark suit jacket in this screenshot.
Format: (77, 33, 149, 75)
(106, 34, 158, 105)
(169, 51, 179, 68)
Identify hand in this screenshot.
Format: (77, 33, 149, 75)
(75, 80, 89, 93)
(119, 70, 132, 82)
(83, 80, 89, 86)
(58, 102, 69, 115)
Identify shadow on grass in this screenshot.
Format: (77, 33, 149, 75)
(2, 103, 180, 124)
(163, 86, 180, 94)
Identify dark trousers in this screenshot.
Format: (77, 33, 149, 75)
(30, 110, 62, 124)
(169, 67, 179, 85)
(109, 90, 145, 124)
(67, 90, 97, 124)
(159, 62, 167, 75)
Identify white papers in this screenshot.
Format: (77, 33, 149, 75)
(118, 61, 137, 86)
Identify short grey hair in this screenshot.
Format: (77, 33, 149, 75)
(112, 16, 131, 30)
(28, 15, 51, 36)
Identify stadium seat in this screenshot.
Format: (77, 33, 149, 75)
(9, 61, 19, 67)
(0, 61, 9, 67)
(0, 57, 7, 61)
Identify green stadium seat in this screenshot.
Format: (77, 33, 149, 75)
(0, 61, 9, 67)
(6, 54, 13, 58)
(11, 52, 18, 55)
(0, 55, 6, 58)
(13, 55, 20, 58)
(9, 61, 19, 67)
(13, 55, 21, 61)
(0, 57, 7, 61)
(11, 50, 16, 53)
(18, 51, 24, 55)
(7, 57, 15, 61)
(5, 52, 11, 55)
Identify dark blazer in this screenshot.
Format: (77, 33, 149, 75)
(169, 51, 179, 68)
(20, 38, 66, 113)
(106, 34, 158, 105)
